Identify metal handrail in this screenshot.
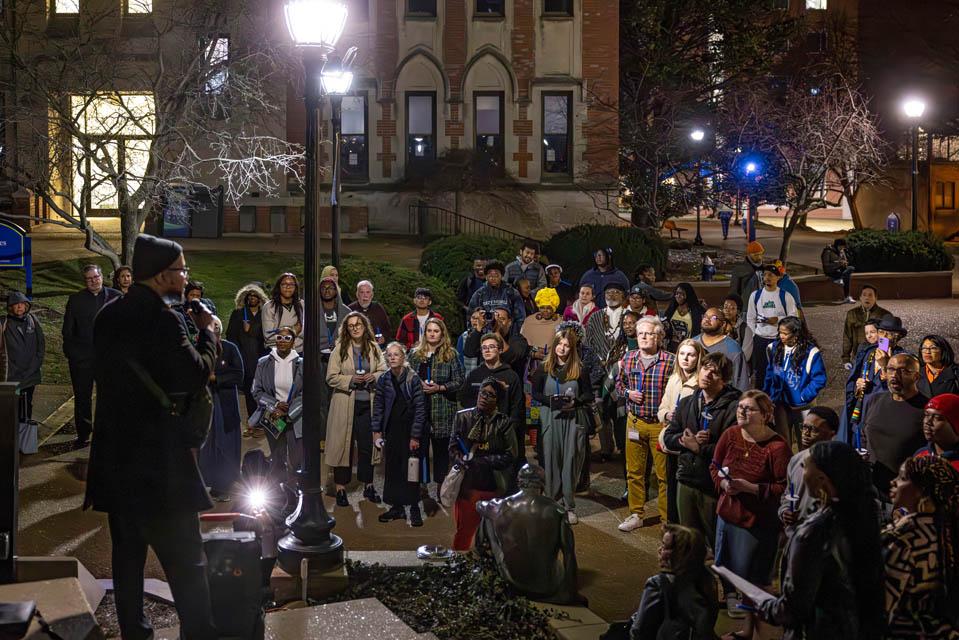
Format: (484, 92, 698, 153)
(408, 203, 529, 243)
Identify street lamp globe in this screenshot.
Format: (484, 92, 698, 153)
(284, 0, 348, 49)
(745, 161, 758, 175)
(321, 68, 354, 95)
(902, 97, 926, 119)
(690, 128, 706, 142)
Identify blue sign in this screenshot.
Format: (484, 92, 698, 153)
(886, 212, 901, 233)
(0, 222, 33, 298)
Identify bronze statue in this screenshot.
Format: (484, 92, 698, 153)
(475, 464, 581, 604)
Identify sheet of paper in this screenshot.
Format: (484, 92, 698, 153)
(709, 565, 776, 606)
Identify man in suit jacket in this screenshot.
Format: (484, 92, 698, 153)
(62, 264, 120, 446)
(85, 234, 219, 640)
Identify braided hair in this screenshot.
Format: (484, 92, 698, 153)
(904, 455, 959, 600)
(773, 316, 819, 375)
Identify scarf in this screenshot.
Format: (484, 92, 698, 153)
(571, 299, 596, 321)
(603, 306, 625, 341)
(467, 411, 497, 443)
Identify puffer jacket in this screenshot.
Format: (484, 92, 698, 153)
(2, 293, 45, 389)
(467, 283, 526, 323)
(371, 367, 427, 439)
(764, 342, 827, 408)
(662, 385, 741, 493)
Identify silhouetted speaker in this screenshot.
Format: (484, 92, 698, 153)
(203, 531, 265, 639)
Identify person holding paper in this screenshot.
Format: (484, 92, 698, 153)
(710, 389, 791, 629)
(760, 441, 884, 640)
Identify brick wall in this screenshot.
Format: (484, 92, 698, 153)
(581, 0, 620, 184)
(444, 0, 467, 148)
(375, 0, 399, 178)
(511, 0, 535, 177)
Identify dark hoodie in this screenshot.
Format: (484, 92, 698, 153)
(663, 385, 742, 493)
(459, 361, 525, 433)
(3, 292, 45, 389)
(225, 284, 268, 381)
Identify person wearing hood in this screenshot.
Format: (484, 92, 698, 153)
(226, 283, 269, 436)
(541, 264, 575, 316)
(916, 393, 959, 473)
(578, 248, 629, 309)
(262, 272, 306, 350)
(459, 332, 525, 452)
(250, 326, 303, 483)
(729, 241, 765, 304)
(468, 260, 526, 323)
(321, 264, 351, 305)
(2, 291, 45, 426)
(349, 280, 393, 347)
(199, 316, 245, 501)
(662, 352, 741, 548)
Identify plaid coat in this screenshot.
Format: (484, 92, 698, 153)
(408, 352, 465, 438)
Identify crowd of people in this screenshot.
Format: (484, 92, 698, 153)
(0, 231, 953, 640)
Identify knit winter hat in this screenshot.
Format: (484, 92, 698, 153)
(746, 241, 765, 255)
(534, 287, 560, 310)
(927, 393, 959, 432)
(132, 234, 182, 282)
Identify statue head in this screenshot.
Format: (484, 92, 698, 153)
(516, 463, 546, 492)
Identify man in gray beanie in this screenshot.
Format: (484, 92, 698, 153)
(85, 234, 219, 639)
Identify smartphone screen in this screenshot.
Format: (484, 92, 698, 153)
(878, 337, 890, 352)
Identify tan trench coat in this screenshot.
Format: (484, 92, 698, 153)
(324, 342, 387, 468)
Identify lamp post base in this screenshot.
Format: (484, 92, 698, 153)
(276, 473, 344, 575)
(693, 234, 704, 246)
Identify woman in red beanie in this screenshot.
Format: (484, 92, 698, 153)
(916, 393, 959, 473)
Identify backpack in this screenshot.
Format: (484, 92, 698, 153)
(751, 287, 789, 319)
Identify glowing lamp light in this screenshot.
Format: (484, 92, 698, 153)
(745, 162, 758, 175)
(320, 68, 354, 95)
(902, 97, 926, 119)
(690, 129, 706, 142)
(284, 0, 348, 49)
(247, 487, 268, 513)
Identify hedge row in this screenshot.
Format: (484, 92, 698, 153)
(419, 235, 517, 288)
(846, 229, 954, 273)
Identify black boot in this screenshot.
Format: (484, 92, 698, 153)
(409, 505, 423, 527)
(378, 505, 406, 523)
(336, 489, 349, 507)
(363, 484, 382, 504)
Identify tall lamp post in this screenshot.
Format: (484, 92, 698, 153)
(689, 128, 706, 246)
(743, 161, 759, 243)
(279, 0, 348, 574)
(321, 58, 355, 269)
(902, 96, 926, 231)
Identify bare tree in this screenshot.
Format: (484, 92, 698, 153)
(717, 75, 887, 261)
(1, 0, 304, 266)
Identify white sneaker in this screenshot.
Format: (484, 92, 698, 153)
(567, 511, 579, 525)
(845, 296, 856, 303)
(726, 593, 746, 619)
(618, 513, 643, 532)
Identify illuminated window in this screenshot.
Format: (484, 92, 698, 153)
(204, 37, 229, 94)
(341, 95, 368, 183)
(70, 93, 155, 210)
(126, 0, 151, 13)
(406, 92, 435, 172)
(474, 92, 504, 171)
(54, 0, 79, 13)
(806, 0, 826, 8)
(935, 181, 956, 210)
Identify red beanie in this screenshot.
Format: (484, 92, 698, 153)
(925, 393, 959, 431)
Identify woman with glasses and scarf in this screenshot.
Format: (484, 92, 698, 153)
(326, 311, 387, 507)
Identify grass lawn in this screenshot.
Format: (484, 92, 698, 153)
(0, 250, 461, 385)
(0, 252, 307, 385)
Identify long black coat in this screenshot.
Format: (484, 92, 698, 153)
(84, 284, 220, 514)
(62, 287, 120, 367)
(225, 306, 266, 382)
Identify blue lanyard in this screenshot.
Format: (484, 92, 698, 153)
(356, 351, 364, 371)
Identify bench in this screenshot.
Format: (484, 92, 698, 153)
(663, 219, 688, 239)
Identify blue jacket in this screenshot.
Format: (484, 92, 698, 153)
(371, 368, 427, 440)
(578, 268, 630, 308)
(467, 283, 526, 322)
(763, 341, 827, 408)
(778, 274, 803, 309)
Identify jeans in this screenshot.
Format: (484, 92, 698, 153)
(827, 266, 856, 298)
(751, 335, 776, 391)
(430, 435, 451, 488)
(715, 516, 779, 587)
(108, 511, 217, 640)
(625, 415, 667, 521)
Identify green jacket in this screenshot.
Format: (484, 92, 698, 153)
(842, 303, 889, 363)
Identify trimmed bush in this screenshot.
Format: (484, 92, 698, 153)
(339, 259, 463, 334)
(846, 230, 954, 273)
(420, 235, 517, 288)
(542, 224, 668, 286)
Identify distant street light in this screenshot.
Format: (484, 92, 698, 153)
(902, 96, 927, 231)
(689, 128, 707, 245)
(320, 58, 355, 269)
(745, 161, 758, 175)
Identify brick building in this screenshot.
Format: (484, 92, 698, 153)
(0, 0, 619, 241)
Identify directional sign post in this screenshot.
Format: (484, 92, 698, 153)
(0, 222, 32, 298)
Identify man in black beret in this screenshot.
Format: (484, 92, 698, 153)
(85, 234, 219, 639)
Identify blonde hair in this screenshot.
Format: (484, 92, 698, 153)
(411, 317, 456, 364)
(672, 339, 705, 383)
(543, 331, 582, 382)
